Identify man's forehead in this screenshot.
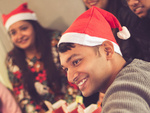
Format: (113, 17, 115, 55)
(59, 51, 80, 61)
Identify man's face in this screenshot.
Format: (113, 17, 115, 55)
(126, 0, 150, 18)
(59, 44, 112, 97)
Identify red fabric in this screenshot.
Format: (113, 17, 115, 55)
(63, 6, 123, 44)
(68, 82, 78, 90)
(2, 3, 34, 25)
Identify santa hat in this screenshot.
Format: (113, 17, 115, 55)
(2, 3, 37, 30)
(58, 6, 130, 56)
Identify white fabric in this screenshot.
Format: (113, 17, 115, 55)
(58, 32, 122, 56)
(117, 26, 130, 40)
(5, 13, 37, 30)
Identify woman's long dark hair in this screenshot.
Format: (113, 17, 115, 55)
(8, 20, 62, 104)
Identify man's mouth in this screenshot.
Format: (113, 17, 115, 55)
(77, 78, 87, 86)
(76, 76, 88, 90)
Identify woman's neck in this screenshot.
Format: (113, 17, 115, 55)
(25, 47, 41, 59)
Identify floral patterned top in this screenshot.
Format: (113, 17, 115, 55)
(6, 31, 81, 113)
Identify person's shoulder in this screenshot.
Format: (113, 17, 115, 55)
(128, 59, 150, 70)
(104, 59, 150, 100)
(117, 59, 150, 82)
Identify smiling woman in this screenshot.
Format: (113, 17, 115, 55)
(8, 21, 36, 51)
(2, 3, 81, 113)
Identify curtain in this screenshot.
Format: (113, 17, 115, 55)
(0, 14, 13, 89)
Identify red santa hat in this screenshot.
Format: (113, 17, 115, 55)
(58, 6, 130, 55)
(2, 3, 37, 30)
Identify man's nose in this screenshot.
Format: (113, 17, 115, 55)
(67, 69, 77, 83)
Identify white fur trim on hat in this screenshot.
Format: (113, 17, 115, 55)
(5, 13, 37, 30)
(58, 33, 122, 56)
(117, 26, 130, 40)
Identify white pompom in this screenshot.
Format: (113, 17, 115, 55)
(117, 26, 130, 40)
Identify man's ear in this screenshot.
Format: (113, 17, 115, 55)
(102, 41, 114, 59)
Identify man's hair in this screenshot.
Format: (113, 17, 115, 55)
(58, 43, 101, 56)
(58, 43, 76, 53)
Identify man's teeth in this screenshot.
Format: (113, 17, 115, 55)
(78, 79, 87, 86)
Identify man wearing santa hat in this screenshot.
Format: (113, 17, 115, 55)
(58, 6, 150, 112)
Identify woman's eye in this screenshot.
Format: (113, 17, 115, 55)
(73, 59, 81, 66)
(9, 31, 16, 36)
(21, 26, 28, 30)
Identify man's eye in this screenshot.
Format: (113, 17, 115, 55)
(64, 68, 68, 72)
(62, 67, 68, 72)
(73, 59, 81, 66)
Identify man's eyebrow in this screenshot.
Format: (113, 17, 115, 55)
(66, 54, 79, 63)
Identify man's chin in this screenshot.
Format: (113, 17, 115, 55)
(81, 91, 93, 97)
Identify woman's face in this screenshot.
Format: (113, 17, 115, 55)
(9, 20, 36, 50)
(83, 0, 108, 9)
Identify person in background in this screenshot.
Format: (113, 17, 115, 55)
(58, 6, 150, 113)
(82, 0, 122, 17)
(0, 82, 22, 113)
(2, 3, 80, 113)
(125, 0, 150, 18)
(119, 0, 150, 62)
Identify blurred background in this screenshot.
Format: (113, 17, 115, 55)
(0, 0, 86, 89)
